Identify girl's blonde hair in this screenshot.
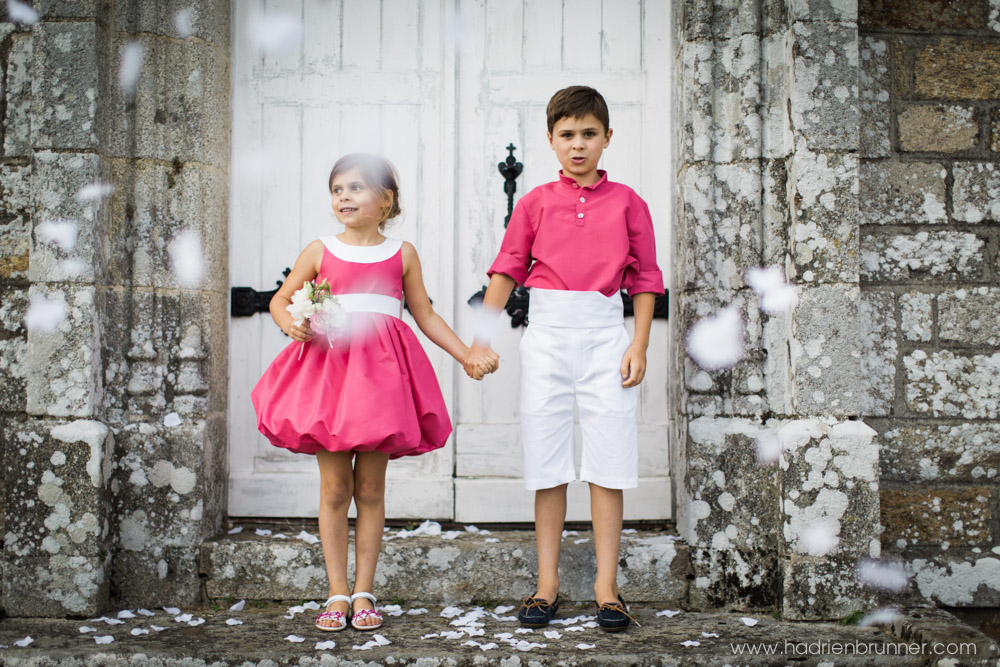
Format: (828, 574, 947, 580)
(328, 153, 401, 230)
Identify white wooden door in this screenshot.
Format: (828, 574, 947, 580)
(452, 0, 672, 522)
(228, 0, 672, 521)
(228, 0, 456, 518)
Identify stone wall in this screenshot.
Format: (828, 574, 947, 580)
(859, 0, 1000, 608)
(0, 0, 230, 616)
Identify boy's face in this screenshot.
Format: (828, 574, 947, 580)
(547, 113, 612, 187)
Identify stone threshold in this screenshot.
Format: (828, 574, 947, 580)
(200, 523, 690, 605)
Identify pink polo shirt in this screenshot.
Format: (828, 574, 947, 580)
(488, 171, 664, 298)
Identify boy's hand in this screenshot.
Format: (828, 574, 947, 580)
(464, 344, 499, 381)
(620, 344, 647, 387)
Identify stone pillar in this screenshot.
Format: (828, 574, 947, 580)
(673, 0, 880, 619)
(0, 0, 230, 615)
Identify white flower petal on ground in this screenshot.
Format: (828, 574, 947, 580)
(162, 606, 180, 615)
(167, 231, 204, 288)
(131, 628, 149, 636)
(24, 293, 67, 333)
(680, 640, 701, 647)
(484, 537, 500, 543)
(163, 412, 182, 428)
(103, 618, 125, 626)
(36, 219, 79, 251)
(493, 605, 514, 614)
(302, 601, 320, 611)
(573, 538, 590, 544)
(514, 640, 546, 652)
(702, 631, 720, 638)
(441, 530, 462, 540)
(284, 635, 305, 643)
(799, 523, 840, 557)
(576, 643, 596, 649)
(407, 608, 428, 615)
(396, 520, 443, 539)
(137, 609, 155, 617)
(227, 526, 243, 535)
(739, 617, 759, 627)
(381, 604, 403, 617)
(94, 636, 114, 645)
(229, 599, 245, 612)
(7, 0, 38, 25)
(225, 618, 243, 626)
(686, 305, 744, 370)
(117, 610, 136, 619)
(79, 626, 98, 633)
(420, 633, 439, 639)
(440, 606, 464, 618)
(479, 642, 498, 651)
(187, 617, 205, 627)
(562, 530, 578, 537)
(255, 529, 272, 536)
(249, 13, 303, 52)
(174, 613, 193, 623)
(272, 533, 288, 539)
(76, 182, 114, 202)
(464, 525, 480, 532)
(174, 7, 194, 38)
(564, 626, 585, 632)
(372, 634, 391, 646)
(441, 631, 465, 640)
(118, 41, 146, 95)
(514, 627, 534, 634)
(543, 630, 562, 639)
(295, 530, 319, 544)
(352, 644, 373, 651)
(150, 625, 167, 632)
(858, 608, 901, 627)
(315, 640, 336, 650)
(656, 609, 682, 617)
(462, 640, 480, 647)
(13, 636, 33, 647)
(856, 560, 909, 592)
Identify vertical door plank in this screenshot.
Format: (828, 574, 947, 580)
(303, 0, 342, 73)
(561, 0, 602, 72)
(342, 0, 381, 71)
(524, 0, 562, 71)
(602, 0, 641, 72)
(301, 106, 341, 242)
(261, 0, 304, 74)
(485, 0, 524, 73)
(381, 0, 420, 72)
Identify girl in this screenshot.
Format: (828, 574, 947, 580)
(251, 153, 496, 632)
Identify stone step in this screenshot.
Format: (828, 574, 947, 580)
(199, 524, 691, 605)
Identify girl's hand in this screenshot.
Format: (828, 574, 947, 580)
(464, 345, 499, 381)
(620, 343, 647, 387)
(285, 320, 314, 343)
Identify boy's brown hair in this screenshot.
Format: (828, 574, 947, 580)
(546, 86, 610, 134)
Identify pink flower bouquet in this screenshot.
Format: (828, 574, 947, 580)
(285, 279, 346, 359)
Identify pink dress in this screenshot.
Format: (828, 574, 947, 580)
(251, 236, 452, 459)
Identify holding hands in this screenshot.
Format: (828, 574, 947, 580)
(464, 344, 499, 381)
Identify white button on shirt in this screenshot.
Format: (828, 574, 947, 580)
(577, 213, 584, 218)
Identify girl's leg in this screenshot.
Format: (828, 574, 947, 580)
(589, 482, 623, 605)
(535, 483, 568, 602)
(316, 450, 355, 627)
(351, 450, 389, 626)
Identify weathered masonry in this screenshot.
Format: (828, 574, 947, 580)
(0, 0, 998, 621)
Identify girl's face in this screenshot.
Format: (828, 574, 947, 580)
(330, 167, 388, 229)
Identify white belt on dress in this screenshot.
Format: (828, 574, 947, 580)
(336, 293, 402, 318)
(528, 288, 623, 328)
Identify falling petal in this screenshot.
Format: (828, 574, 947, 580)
(746, 266, 798, 314)
(94, 636, 114, 644)
(225, 618, 243, 626)
(857, 560, 909, 592)
(739, 617, 759, 627)
(167, 230, 204, 288)
(760, 285, 798, 314)
(858, 608, 901, 627)
(249, 13, 303, 52)
(229, 599, 246, 612)
(686, 305, 744, 370)
(24, 293, 67, 333)
(7, 0, 38, 25)
(799, 523, 840, 557)
(118, 41, 145, 94)
(163, 412, 182, 428)
(754, 432, 783, 464)
(36, 219, 78, 251)
(174, 7, 194, 38)
(76, 182, 114, 202)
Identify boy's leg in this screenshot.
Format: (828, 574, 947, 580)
(535, 483, 568, 602)
(590, 483, 623, 604)
(351, 451, 389, 626)
(316, 450, 355, 626)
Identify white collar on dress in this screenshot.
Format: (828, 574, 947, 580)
(321, 236, 403, 263)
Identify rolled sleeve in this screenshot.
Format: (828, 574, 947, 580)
(487, 198, 535, 285)
(624, 196, 665, 297)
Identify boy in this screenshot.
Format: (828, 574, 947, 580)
(464, 86, 663, 631)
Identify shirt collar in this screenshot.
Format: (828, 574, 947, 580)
(558, 169, 608, 192)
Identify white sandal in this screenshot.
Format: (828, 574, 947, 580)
(315, 594, 351, 632)
(350, 592, 383, 631)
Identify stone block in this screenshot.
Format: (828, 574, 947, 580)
(681, 0, 761, 42)
(907, 551, 1000, 607)
(993, 0, 1000, 32)
(860, 290, 895, 417)
(790, 0, 857, 22)
(788, 139, 859, 284)
(791, 286, 862, 416)
(30, 23, 100, 151)
(860, 37, 890, 159)
(4, 34, 32, 158)
(34, 0, 98, 18)
(111, 546, 201, 608)
(25, 284, 101, 418)
(1, 418, 113, 616)
(0, 163, 32, 281)
(114, 1, 228, 46)
(782, 555, 877, 621)
(860, 0, 984, 31)
(861, 231, 985, 282)
(939, 287, 1000, 345)
(780, 419, 880, 558)
(860, 160, 946, 226)
(790, 21, 859, 151)
(763, 34, 793, 159)
(882, 487, 994, 548)
(993, 109, 1000, 152)
(688, 546, 780, 610)
(898, 105, 978, 153)
(953, 162, 1000, 223)
(876, 421, 1000, 484)
(103, 34, 229, 167)
(904, 349, 1000, 418)
(680, 163, 762, 291)
(914, 38, 1000, 100)
(0, 287, 28, 412)
(762, 158, 789, 266)
(899, 291, 933, 342)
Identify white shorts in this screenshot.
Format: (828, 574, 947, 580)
(518, 289, 639, 491)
